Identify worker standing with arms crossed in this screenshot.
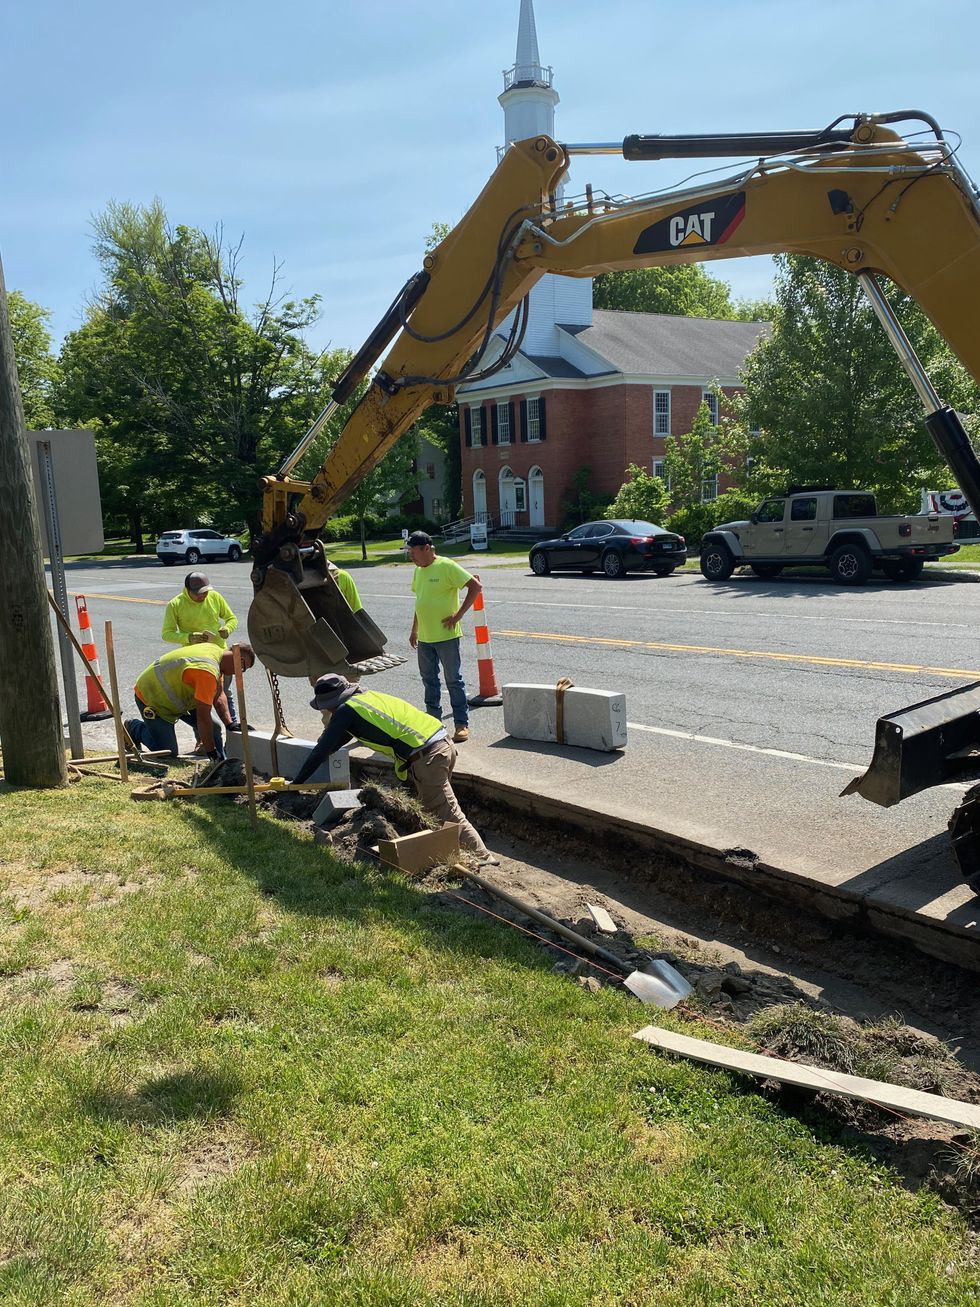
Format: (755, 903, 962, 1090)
(406, 531, 481, 743)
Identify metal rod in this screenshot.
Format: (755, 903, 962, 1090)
(460, 867, 631, 975)
(233, 644, 258, 829)
(277, 397, 340, 477)
(103, 620, 128, 782)
(39, 441, 83, 758)
(857, 271, 942, 412)
(45, 591, 136, 754)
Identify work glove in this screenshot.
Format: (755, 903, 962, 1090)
(218, 626, 230, 639)
(188, 631, 212, 644)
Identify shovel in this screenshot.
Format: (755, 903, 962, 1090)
(459, 867, 692, 1009)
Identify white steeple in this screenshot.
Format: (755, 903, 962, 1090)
(497, 0, 591, 356)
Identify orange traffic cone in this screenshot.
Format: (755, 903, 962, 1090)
(467, 577, 503, 707)
(75, 596, 112, 720)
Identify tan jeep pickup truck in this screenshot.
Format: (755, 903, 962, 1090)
(699, 488, 958, 584)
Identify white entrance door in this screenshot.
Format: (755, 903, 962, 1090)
(472, 470, 487, 520)
(498, 467, 517, 526)
(528, 466, 545, 526)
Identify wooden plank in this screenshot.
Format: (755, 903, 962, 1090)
(586, 903, 618, 933)
(377, 824, 461, 874)
(232, 645, 258, 829)
(103, 621, 128, 782)
(633, 1024, 980, 1130)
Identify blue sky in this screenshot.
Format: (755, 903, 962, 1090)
(3, 0, 978, 356)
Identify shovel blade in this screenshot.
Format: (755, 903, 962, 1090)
(624, 961, 692, 1009)
(841, 680, 980, 807)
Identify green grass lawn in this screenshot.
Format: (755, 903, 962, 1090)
(0, 772, 976, 1305)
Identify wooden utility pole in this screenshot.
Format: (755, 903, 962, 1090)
(0, 254, 67, 787)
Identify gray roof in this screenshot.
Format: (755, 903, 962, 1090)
(524, 353, 595, 379)
(566, 309, 770, 379)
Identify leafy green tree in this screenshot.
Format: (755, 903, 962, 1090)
(8, 291, 60, 428)
(592, 264, 736, 318)
(739, 255, 980, 512)
(604, 463, 670, 523)
(56, 200, 329, 547)
(560, 466, 614, 527)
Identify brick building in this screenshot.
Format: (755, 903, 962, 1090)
(456, 1, 768, 532)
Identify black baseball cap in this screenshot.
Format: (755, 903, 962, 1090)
(406, 531, 433, 548)
(185, 572, 211, 594)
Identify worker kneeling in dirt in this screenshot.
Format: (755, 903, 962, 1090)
(294, 674, 497, 864)
(125, 643, 256, 760)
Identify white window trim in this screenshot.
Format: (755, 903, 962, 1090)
(702, 390, 719, 424)
(700, 473, 720, 502)
(496, 401, 511, 445)
(652, 458, 672, 491)
(653, 389, 671, 436)
(470, 405, 484, 447)
(526, 396, 541, 442)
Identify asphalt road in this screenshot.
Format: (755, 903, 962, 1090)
(52, 554, 980, 900)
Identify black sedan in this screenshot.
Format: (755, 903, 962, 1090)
(529, 519, 687, 578)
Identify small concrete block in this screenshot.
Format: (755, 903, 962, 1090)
(224, 730, 351, 785)
(502, 684, 627, 752)
(377, 823, 461, 874)
(586, 903, 618, 934)
(312, 788, 363, 827)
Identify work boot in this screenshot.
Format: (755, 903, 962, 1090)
(453, 725, 469, 743)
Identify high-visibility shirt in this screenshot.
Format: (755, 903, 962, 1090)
(333, 568, 363, 614)
(293, 690, 445, 783)
(411, 556, 473, 642)
(135, 644, 223, 721)
(162, 589, 238, 648)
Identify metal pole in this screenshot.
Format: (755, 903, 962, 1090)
(38, 440, 83, 759)
(277, 398, 340, 477)
(856, 272, 942, 413)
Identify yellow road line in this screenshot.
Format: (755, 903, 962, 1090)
(494, 629, 980, 680)
(68, 591, 166, 606)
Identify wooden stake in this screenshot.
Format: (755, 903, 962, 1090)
(233, 645, 258, 829)
(162, 780, 348, 798)
(104, 621, 128, 782)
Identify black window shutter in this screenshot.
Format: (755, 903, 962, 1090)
(509, 400, 516, 439)
(520, 399, 528, 443)
(538, 396, 547, 442)
(491, 405, 499, 445)
(464, 408, 472, 448)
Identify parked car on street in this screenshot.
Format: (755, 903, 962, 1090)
(529, 520, 687, 578)
(156, 528, 245, 566)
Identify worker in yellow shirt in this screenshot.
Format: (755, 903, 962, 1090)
(407, 531, 481, 743)
(162, 572, 240, 736)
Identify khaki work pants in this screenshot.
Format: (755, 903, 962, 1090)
(409, 738, 487, 854)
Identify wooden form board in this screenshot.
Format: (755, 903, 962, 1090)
(633, 1024, 980, 1130)
(377, 823, 461, 874)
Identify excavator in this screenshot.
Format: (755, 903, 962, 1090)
(247, 110, 980, 889)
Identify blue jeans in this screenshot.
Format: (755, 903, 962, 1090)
(417, 639, 468, 727)
(124, 696, 224, 758)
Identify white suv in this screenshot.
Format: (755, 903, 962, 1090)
(156, 529, 245, 566)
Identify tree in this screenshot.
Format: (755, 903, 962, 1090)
(605, 463, 670, 523)
(561, 466, 613, 527)
(413, 402, 461, 520)
(592, 264, 737, 318)
(56, 200, 330, 546)
(739, 255, 980, 512)
(8, 291, 60, 428)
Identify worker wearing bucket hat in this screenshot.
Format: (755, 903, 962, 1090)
(293, 674, 496, 862)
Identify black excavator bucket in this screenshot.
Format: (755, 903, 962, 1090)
(841, 680, 980, 807)
(248, 562, 405, 680)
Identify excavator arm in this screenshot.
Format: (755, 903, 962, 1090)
(250, 112, 980, 726)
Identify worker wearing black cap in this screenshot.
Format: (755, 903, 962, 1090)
(293, 674, 496, 863)
(162, 572, 240, 741)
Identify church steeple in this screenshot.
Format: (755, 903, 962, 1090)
(496, 0, 591, 353)
(498, 0, 559, 149)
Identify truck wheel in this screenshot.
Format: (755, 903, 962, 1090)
(185, 548, 201, 565)
(700, 542, 735, 581)
(751, 564, 783, 579)
(828, 543, 871, 584)
(602, 550, 626, 578)
(882, 557, 924, 582)
(228, 545, 242, 562)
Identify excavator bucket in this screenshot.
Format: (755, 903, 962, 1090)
(247, 566, 405, 679)
(841, 680, 980, 807)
